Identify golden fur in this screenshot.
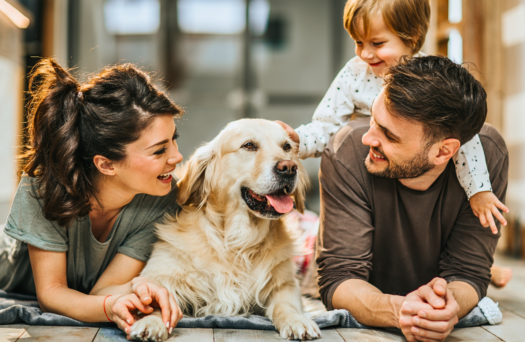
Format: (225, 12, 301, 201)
(130, 119, 320, 341)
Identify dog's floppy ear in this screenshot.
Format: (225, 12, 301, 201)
(177, 142, 216, 208)
(293, 163, 309, 214)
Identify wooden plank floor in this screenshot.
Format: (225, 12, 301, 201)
(3, 254, 524, 341)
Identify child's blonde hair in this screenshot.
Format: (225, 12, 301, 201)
(344, 0, 430, 54)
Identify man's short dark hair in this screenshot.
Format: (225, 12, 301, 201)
(383, 55, 487, 145)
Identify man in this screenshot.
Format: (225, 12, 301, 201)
(316, 55, 508, 342)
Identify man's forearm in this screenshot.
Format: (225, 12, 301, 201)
(332, 279, 404, 328)
(447, 281, 479, 318)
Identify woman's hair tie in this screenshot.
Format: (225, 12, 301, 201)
(77, 91, 83, 100)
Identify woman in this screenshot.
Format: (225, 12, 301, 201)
(0, 59, 183, 335)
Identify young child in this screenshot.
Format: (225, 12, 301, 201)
(280, 0, 509, 235)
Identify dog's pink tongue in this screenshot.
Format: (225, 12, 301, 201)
(266, 194, 294, 213)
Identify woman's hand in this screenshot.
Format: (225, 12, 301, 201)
(131, 277, 183, 334)
(106, 293, 153, 336)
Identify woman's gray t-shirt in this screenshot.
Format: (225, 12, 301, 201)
(0, 175, 179, 295)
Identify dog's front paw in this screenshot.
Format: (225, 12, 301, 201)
(276, 313, 321, 340)
(129, 314, 168, 342)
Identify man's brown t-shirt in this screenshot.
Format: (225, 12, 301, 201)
(316, 123, 508, 310)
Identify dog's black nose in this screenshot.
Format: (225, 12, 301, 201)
(275, 160, 297, 176)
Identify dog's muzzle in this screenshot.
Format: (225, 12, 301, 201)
(241, 185, 295, 218)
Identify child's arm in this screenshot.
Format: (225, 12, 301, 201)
(277, 119, 344, 159)
(296, 120, 347, 159)
(455, 134, 509, 234)
(295, 64, 357, 159)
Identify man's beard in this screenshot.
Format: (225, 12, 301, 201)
(365, 145, 434, 179)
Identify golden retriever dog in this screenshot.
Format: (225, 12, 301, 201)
(129, 119, 321, 341)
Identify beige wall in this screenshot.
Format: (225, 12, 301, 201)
(0, 9, 24, 220)
(500, 0, 525, 225)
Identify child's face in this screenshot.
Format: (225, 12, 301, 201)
(354, 14, 414, 77)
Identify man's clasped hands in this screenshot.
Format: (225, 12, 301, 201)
(398, 278, 460, 342)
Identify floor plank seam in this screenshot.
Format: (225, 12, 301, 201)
(91, 328, 101, 342)
(334, 328, 346, 342)
(481, 326, 505, 341)
(501, 306, 525, 320)
(13, 327, 27, 342)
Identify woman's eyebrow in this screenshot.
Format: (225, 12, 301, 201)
(146, 139, 169, 149)
(146, 127, 178, 150)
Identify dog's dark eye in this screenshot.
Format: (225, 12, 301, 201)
(242, 142, 257, 151)
(283, 143, 292, 152)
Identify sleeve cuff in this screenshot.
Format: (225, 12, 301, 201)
(296, 127, 309, 159)
(467, 174, 493, 199)
(4, 225, 68, 252)
(324, 279, 349, 311)
(445, 276, 482, 301)
(117, 246, 151, 263)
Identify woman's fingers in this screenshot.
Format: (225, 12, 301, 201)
(113, 315, 132, 336)
(112, 294, 153, 327)
(168, 292, 182, 331)
(127, 293, 153, 315)
(130, 279, 180, 332)
(112, 301, 136, 327)
(134, 283, 153, 306)
(113, 308, 135, 333)
(152, 288, 172, 330)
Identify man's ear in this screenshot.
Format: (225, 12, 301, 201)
(433, 138, 461, 166)
(93, 155, 116, 176)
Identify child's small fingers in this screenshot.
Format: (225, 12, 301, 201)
(491, 207, 507, 227)
(479, 214, 488, 228)
(495, 201, 510, 213)
(487, 212, 498, 234)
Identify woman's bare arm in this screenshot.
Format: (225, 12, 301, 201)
(28, 244, 135, 322)
(90, 253, 144, 296)
(29, 245, 181, 334)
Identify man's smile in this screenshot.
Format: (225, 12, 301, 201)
(369, 148, 387, 162)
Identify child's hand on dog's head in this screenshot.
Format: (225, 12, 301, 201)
(469, 191, 509, 234)
(275, 121, 299, 153)
(275, 121, 299, 144)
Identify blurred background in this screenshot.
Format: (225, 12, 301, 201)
(0, 0, 524, 258)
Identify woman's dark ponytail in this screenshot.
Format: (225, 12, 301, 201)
(22, 59, 182, 227)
